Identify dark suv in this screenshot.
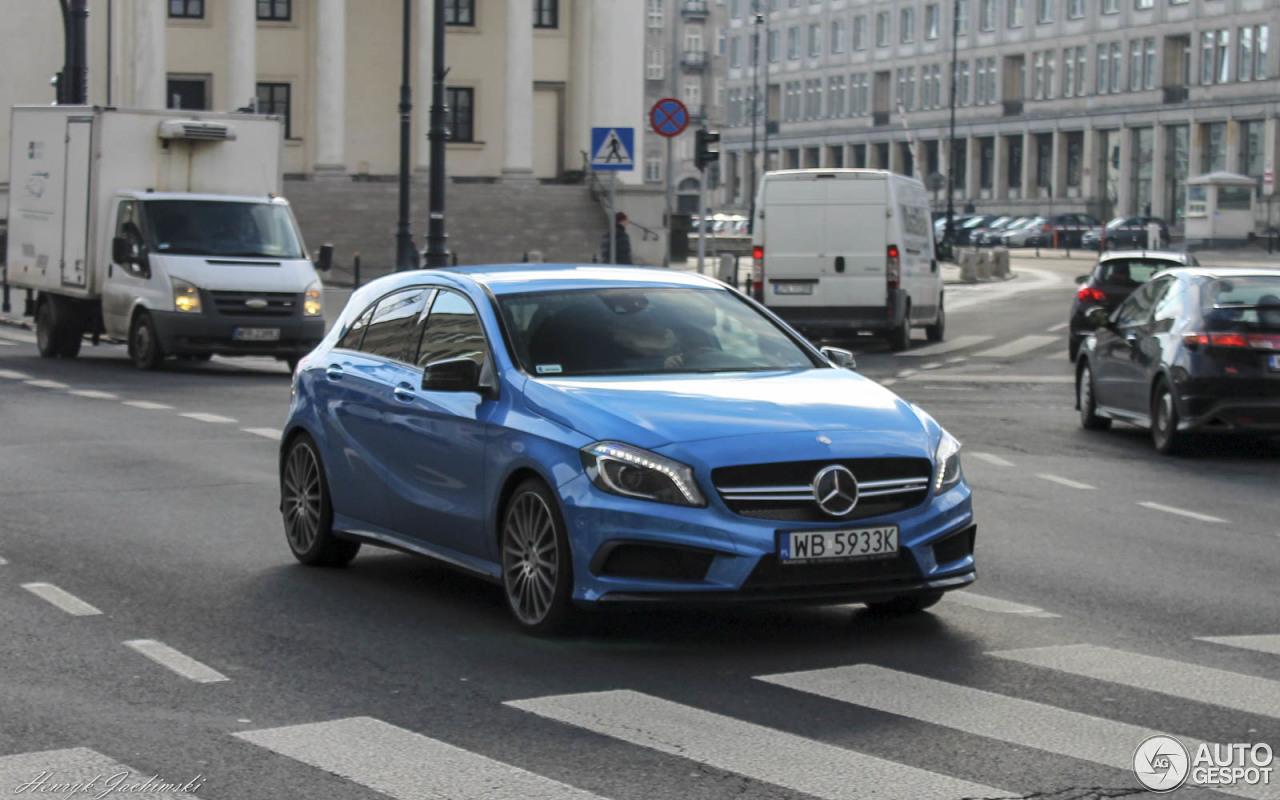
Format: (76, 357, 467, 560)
(1081, 217, 1171, 250)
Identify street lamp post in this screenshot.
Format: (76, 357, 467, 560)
(394, 0, 419, 271)
(944, 0, 960, 247)
(424, 0, 450, 267)
(747, 10, 762, 233)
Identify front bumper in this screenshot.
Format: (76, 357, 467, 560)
(151, 309, 325, 358)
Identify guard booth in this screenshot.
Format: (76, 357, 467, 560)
(1185, 172, 1258, 247)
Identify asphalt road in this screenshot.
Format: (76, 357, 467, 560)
(0, 258, 1276, 800)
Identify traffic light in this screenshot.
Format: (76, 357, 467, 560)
(695, 128, 720, 172)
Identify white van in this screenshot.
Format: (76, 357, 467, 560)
(749, 169, 944, 350)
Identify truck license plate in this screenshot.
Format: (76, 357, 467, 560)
(779, 526, 898, 564)
(233, 327, 281, 342)
(773, 283, 813, 295)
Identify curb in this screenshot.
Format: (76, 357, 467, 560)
(0, 314, 32, 331)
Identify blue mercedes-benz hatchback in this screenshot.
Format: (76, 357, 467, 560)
(279, 265, 976, 632)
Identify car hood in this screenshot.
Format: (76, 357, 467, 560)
(519, 369, 933, 451)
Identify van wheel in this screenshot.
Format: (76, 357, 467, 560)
(887, 319, 911, 352)
(925, 302, 945, 343)
(58, 328, 82, 359)
(35, 300, 65, 358)
(129, 312, 165, 371)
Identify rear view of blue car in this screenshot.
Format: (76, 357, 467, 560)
(278, 265, 976, 633)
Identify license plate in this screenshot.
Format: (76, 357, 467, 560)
(773, 283, 814, 295)
(233, 327, 281, 342)
(1270, 354, 1280, 371)
(780, 526, 899, 564)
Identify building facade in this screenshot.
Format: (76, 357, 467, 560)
(720, 0, 1280, 231)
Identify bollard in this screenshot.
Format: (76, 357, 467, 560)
(353, 253, 361, 289)
(718, 253, 737, 287)
(993, 248, 1011, 279)
(527, 250, 544, 263)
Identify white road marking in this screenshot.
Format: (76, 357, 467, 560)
(1196, 634, 1280, 657)
(242, 427, 282, 440)
(991, 644, 1280, 717)
(1047, 321, 1070, 332)
(124, 640, 229, 683)
(1137, 501, 1227, 524)
(237, 716, 608, 800)
(903, 374, 1074, 384)
(920, 361, 945, 370)
(899, 335, 993, 357)
(0, 340, 14, 346)
(942, 592, 1059, 617)
(945, 356, 968, 364)
(896, 368, 918, 378)
(1036, 473, 1096, 490)
(0, 749, 147, 793)
(0, 556, 7, 566)
(879, 378, 899, 387)
(68, 389, 119, 400)
(122, 400, 174, 410)
(756, 665, 1271, 800)
(507, 690, 1004, 800)
(0, 369, 31, 379)
(0, 329, 38, 344)
(21, 582, 102, 616)
(968, 452, 1015, 467)
(973, 335, 1060, 358)
(24, 379, 70, 390)
(180, 412, 237, 424)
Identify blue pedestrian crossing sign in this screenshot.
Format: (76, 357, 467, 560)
(590, 127, 635, 171)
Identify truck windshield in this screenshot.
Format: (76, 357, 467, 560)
(142, 201, 305, 259)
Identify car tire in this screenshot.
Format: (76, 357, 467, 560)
(866, 592, 944, 615)
(925, 300, 945, 343)
(500, 478, 577, 635)
(1078, 362, 1112, 431)
(1067, 334, 1082, 362)
(280, 432, 361, 567)
(57, 328, 82, 359)
(35, 299, 66, 359)
(129, 312, 165, 371)
(1150, 379, 1185, 455)
(887, 318, 911, 352)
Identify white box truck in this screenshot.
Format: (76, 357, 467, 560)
(749, 169, 944, 351)
(5, 105, 331, 369)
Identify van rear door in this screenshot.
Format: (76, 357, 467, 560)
(763, 174, 888, 312)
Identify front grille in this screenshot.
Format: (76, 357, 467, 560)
(712, 458, 932, 523)
(741, 551, 920, 591)
(209, 290, 298, 318)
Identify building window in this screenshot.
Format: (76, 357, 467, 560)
(534, 0, 558, 28)
(1007, 0, 1024, 27)
(1143, 37, 1156, 89)
(1217, 29, 1231, 84)
(829, 76, 846, 117)
(647, 0, 663, 28)
(805, 79, 822, 118)
(788, 27, 799, 59)
(851, 73, 869, 115)
(853, 16, 866, 50)
(876, 12, 890, 47)
(730, 0, 741, 18)
(257, 0, 290, 21)
(647, 47, 665, 80)
(1067, 132, 1083, 186)
(169, 0, 203, 18)
(446, 87, 474, 142)
(956, 0, 968, 34)
(900, 8, 915, 43)
(1239, 120, 1265, 191)
(1033, 52, 1045, 99)
(645, 157, 662, 183)
(445, 0, 475, 25)
(1240, 25, 1269, 80)
(979, 0, 995, 31)
(684, 77, 702, 108)
(1097, 44, 1110, 93)
(959, 60, 971, 105)
(1201, 31, 1215, 84)
(1202, 122, 1226, 173)
(1063, 48, 1076, 96)
(897, 67, 915, 110)
(1067, 0, 1084, 18)
(1046, 51, 1056, 98)
(768, 30, 780, 62)
(1134, 0, 1152, 8)
(166, 77, 209, 109)
(980, 139, 994, 189)
(1008, 137, 1022, 189)
(925, 4, 940, 39)
(729, 37, 741, 68)
(255, 82, 291, 137)
(1037, 0, 1052, 24)
(1130, 40, 1142, 91)
(809, 23, 821, 56)
(1110, 42, 1122, 92)
(1101, 0, 1117, 12)
(831, 20, 846, 53)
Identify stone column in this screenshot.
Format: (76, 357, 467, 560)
(314, 0, 346, 175)
(1264, 118, 1280, 225)
(568, 0, 594, 172)
(1116, 127, 1133, 216)
(994, 135, 1009, 199)
(126, 0, 166, 109)
(1051, 129, 1067, 201)
(226, 0, 257, 111)
(965, 136, 980, 200)
(1224, 119, 1241, 175)
(414, 0, 435, 173)
(1082, 127, 1100, 212)
(1021, 131, 1036, 199)
(1151, 124, 1169, 220)
(502, 0, 536, 182)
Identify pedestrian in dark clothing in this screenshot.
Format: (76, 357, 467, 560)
(601, 212, 633, 264)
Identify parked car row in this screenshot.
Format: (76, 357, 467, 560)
(934, 213, 1175, 254)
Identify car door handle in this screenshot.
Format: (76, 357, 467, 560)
(393, 385, 416, 402)
(325, 365, 345, 381)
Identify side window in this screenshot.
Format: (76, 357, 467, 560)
(1115, 280, 1160, 326)
(361, 287, 432, 363)
(336, 304, 375, 351)
(417, 290, 489, 370)
(1151, 277, 1182, 329)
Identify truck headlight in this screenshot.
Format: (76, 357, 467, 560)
(304, 282, 323, 317)
(934, 431, 963, 493)
(580, 442, 706, 507)
(172, 278, 201, 313)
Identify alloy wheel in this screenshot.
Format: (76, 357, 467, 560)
(282, 441, 323, 555)
(502, 491, 559, 627)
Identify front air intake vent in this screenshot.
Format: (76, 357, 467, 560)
(157, 120, 238, 141)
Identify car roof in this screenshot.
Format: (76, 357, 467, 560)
(362, 264, 727, 297)
(1098, 250, 1192, 262)
(1169, 265, 1280, 280)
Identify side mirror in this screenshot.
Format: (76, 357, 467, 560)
(421, 356, 481, 392)
(1085, 306, 1111, 328)
(314, 243, 333, 272)
(1074, 274, 1089, 285)
(819, 345, 856, 370)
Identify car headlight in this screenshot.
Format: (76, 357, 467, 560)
(580, 441, 706, 507)
(304, 281, 323, 317)
(172, 277, 201, 313)
(934, 431, 963, 493)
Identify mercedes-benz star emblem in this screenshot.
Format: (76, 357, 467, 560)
(812, 465, 859, 517)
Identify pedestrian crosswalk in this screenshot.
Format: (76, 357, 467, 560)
(5, 637, 1277, 799)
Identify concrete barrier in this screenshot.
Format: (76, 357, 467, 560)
(992, 248, 1011, 279)
(958, 250, 979, 282)
(976, 250, 993, 280)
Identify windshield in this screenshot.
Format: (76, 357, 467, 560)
(1105, 217, 1132, 230)
(498, 287, 821, 376)
(1202, 277, 1280, 330)
(961, 216, 990, 229)
(142, 200, 305, 258)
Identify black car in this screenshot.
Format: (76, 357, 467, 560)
(1036, 213, 1101, 249)
(1075, 267, 1280, 453)
(953, 214, 999, 246)
(1081, 216, 1171, 250)
(1067, 251, 1198, 361)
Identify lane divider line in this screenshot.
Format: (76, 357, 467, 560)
(1196, 634, 1280, 657)
(180, 412, 237, 424)
(968, 452, 1015, 467)
(0, 369, 31, 379)
(124, 639, 229, 683)
(122, 400, 174, 410)
(943, 592, 1060, 618)
(21, 582, 103, 616)
(1047, 322, 1069, 332)
(242, 428, 281, 440)
(23, 379, 70, 390)
(1137, 502, 1227, 524)
(1036, 474, 1097, 491)
(0, 556, 8, 566)
(67, 390, 119, 400)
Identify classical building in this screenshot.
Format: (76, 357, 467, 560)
(720, 0, 1280, 231)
